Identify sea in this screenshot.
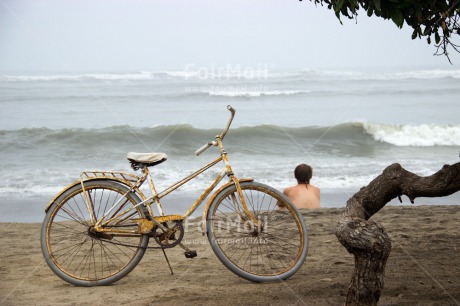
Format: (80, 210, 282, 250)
(1, 67, 460, 222)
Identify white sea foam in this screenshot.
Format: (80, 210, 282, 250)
(0, 72, 156, 81)
(381, 69, 460, 80)
(0, 186, 63, 196)
(257, 69, 460, 81)
(363, 123, 460, 146)
(311, 69, 460, 80)
(206, 90, 310, 97)
(2, 69, 460, 82)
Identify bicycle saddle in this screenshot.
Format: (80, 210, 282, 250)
(127, 152, 167, 169)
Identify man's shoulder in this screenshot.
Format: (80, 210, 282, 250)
(310, 184, 320, 196)
(283, 186, 297, 195)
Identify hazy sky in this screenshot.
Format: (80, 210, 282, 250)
(1, 0, 459, 73)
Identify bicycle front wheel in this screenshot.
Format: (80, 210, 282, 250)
(41, 180, 149, 286)
(206, 181, 308, 282)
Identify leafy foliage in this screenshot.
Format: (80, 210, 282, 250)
(301, 0, 460, 62)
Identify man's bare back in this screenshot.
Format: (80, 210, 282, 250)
(279, 163, 320, 209)
(283, 184, 320, 209)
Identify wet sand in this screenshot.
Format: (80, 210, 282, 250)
(0, 205, 459, 305)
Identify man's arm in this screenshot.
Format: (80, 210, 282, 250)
(276, 188, 290, 208)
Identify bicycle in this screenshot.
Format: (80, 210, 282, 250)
(41, 105, 308, 286)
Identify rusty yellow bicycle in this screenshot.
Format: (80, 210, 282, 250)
(41, 105, 308, 286)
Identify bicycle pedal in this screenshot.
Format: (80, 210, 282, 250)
(184, 250, 197, 258)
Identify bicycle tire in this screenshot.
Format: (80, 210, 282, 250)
(206, 181, 308, 282)
(41, 179, 149, 286)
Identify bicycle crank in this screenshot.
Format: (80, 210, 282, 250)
(151, 220, 185, 248)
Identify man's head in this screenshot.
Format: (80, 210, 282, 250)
(294, 164, 312, 184)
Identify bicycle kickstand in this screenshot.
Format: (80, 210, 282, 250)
(161, 247, 174, 275)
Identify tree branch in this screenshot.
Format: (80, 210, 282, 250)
(301, 0, 460, 62)
(336, 162, 460, 305)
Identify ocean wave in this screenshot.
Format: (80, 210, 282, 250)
(1, 123, 456, 204)
(2, 69, 460, 82)
(0, 72, 155, 82)
(378, 69, 460, 80)
(0, 70, 270, 82)
(206, 90, 310, 97)
(0, 175, 370, 198)
(0, 71, 218, 82)
(268, 69, 460, 81)
(363, 123, 460, 146)
(0, 160, 448, 201)
(2, 123, 458, 154)
(182, 86, 457, 99)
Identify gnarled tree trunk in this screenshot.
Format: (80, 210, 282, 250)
(336, 162, 460, 306)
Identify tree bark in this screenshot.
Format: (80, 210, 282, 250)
(336, 162, 460, 306)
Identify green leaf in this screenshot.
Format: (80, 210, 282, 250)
(367, 7, 373, 17)
(435, 31, 441, 44)
(335, 10, 343, 23)
(398, 1, 414, 9)
(411, 28, 418, 39)
(336, 0, 346, 12)
(391, 9, 404, 28)
(373, 0, 381, 11)
(423, 26, 431, 36)
(341, 5, 350, 18)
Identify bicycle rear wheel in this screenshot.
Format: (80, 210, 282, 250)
(41, 180, 149, 286)
(206, 181, 308, 282)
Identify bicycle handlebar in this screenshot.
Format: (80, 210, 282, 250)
(195, 142, 213, 156)
(220, 105, 235, 139)
(195, 105, 235, 156)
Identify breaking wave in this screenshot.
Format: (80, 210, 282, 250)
(2, 69, 460, 82)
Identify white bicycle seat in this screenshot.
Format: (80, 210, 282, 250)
(126, 152, 167, 165)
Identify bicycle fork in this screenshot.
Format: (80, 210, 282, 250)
(220, 146, 259, 227)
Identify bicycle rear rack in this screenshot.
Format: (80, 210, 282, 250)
(80, 170, 142, 186)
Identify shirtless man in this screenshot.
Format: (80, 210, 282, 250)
(280, 164, 320, 209)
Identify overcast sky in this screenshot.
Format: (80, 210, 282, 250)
(1, 0, 459, 73)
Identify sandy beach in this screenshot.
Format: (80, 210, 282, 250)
(1, 205, 459, 306)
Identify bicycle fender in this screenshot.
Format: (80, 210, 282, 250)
(44, 178, 147, 213)
(201, 177, 253, 235)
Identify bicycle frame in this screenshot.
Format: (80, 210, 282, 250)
(92, 137, 258, 235)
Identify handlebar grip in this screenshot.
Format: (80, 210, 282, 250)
(227, 105, 235, 115)
(220, 105, 235, 139)
(195, 142, 212, 156)
(197, 106, 235, 156)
